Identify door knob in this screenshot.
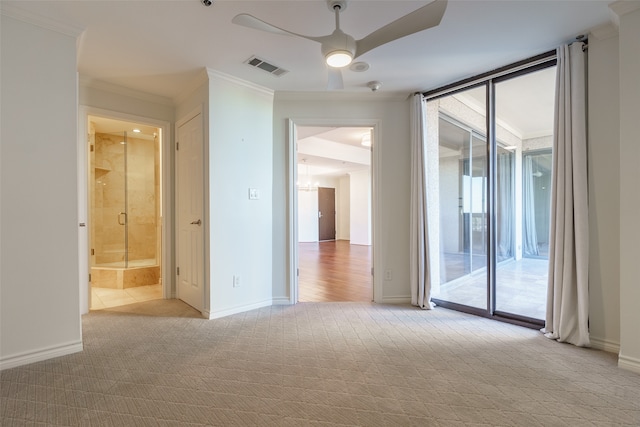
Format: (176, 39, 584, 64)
(190, 219, 202, 226)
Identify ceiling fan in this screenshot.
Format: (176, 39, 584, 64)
(232, 0, 448, 90)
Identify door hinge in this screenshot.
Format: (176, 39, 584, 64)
(89, 273, 92, 282)
(90, 144, 94, 152)
(177, 267, 180, 275)
(91, 248, 95, 256)
(371, 268, 374, 276)
(297, 268, 299, 277)
(176, 141, 179, 151)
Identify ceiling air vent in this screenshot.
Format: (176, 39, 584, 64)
(245, 56, 289, 77)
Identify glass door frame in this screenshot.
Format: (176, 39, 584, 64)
(426, 51, 557, 329)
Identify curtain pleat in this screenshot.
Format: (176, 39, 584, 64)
(542, 43, 590, 347)
(410, 94, 434, 309)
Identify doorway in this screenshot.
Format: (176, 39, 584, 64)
(87, 114, 164, 310)
(295, 126, 373, 302)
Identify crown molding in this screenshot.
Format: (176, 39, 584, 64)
(610, 0, 640, 18)
(590, 22, 619, 41)
(207, 69, 275, 98)
(0, 3, 84, 38)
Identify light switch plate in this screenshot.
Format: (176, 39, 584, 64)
(249, 188, 259, 200)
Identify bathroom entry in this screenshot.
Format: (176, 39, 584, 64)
(88, 115, 163, 309)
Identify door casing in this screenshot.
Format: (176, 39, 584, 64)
(287, 118, 380, 304)
(78, 106, 171, 314)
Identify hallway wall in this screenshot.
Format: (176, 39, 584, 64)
(1, 15, 82, 369)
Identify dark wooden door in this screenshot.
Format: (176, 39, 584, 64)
(318, 187, 336, 241)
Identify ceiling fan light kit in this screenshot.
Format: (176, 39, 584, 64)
(326, 51, 353, 67)
(232, 0, 447, 89)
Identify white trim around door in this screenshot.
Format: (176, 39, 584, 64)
(78, 106, 172, 314)
(286, 118, 382, 304)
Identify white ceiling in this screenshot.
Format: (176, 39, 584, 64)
(3, 0, 612, 99)
(4, 0, 610, 177)
(297, 127, 372, 177)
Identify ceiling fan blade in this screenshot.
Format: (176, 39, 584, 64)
(354, 0, 448, 59)
(232, 13, 326, 43)
(327, 67, 344, 90)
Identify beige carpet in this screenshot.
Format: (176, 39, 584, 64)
(1, 301, 639, 426)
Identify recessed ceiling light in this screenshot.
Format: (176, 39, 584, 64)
(350, 62, 369, 72)
(132, 128, 141, 133)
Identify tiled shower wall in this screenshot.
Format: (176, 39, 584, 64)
(93, 132, 158, 265)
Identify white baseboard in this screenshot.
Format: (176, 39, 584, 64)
(618, 353, 640, 374)
(380, 296, 411, 304)
(0, 340, 83, 371)
(272, 297, 293, 305)
(589, 336, 620, 353)
(206, 298, 273, 320)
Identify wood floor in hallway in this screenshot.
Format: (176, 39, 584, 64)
(298, 240, 372, 302)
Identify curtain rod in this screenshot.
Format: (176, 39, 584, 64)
(422, 49, 557, 101)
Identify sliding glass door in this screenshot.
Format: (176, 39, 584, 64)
(428, 60, 556, 325)
(435, 85, 488, 310)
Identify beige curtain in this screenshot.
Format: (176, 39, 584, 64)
(410, 94, 434, 309)
(542, 42, 589, 347)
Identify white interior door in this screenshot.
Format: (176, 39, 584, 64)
(177, 113, 204, 311)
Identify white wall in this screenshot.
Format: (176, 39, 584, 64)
(298, 190, 319, 242)
(439, 156, 460, 255)
(207, 71, 274, 318)
(79, 79, 174, 124)
(297, 175, 340, 242)
(273, 93, 411, 303)
(587, 24, 621, 353)
(349, 169, 371, 246)
(1, 15, 82, 369)
(615, 3, 640, 373)
(337, 175, 350, 240)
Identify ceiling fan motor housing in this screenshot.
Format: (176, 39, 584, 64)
(322, 29, 357, 65)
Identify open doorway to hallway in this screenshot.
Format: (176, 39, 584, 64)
(296, 126, 373, 302)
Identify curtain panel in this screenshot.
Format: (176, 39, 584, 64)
(410, 94, 435, 309)
(543, 42, 590, 347)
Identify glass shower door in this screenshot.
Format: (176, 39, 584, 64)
(92, 129, 128, 268)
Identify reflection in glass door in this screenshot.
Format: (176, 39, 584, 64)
(435, 85, 488, 310)
(494, 66, 555, 322)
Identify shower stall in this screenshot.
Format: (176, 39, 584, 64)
(89, 116, 162, 289)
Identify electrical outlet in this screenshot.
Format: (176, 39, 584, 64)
(248, 188, 259, 200)
(385, 269, 393, 281)
(233, 275, 241, 287)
